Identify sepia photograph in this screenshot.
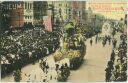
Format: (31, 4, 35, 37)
(0, 0, 127, 82)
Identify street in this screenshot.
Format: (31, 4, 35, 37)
(68, 36, 113, 82)
(1, 1, 127, 82)
(1, 55, 58, 82)
(1, 33, 122, 82)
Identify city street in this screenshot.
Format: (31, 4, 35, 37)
(1, 1, 127, 82)
(68, 32, 122, 82)
(1, 55, 58, 82)
(68, 36, 113, 82)
(0, 36, 111, 82)
(1, 33, 121, 82)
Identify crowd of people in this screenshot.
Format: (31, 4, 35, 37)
(1, 27, 60, 77)
(105, 33, 127, 82)
(39, 58, 70, 82)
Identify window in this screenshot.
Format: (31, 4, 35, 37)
(10, 4, 13, 9)
(8, 4, 10, 10)
(14, 4, 16, 9)
(30, 3, 32, 9)
(25, 3, 27, 9)
(16, 4, 18, 9)
(25, 16, 27, 19)
(6, 4, 8, 10)
(59, 4, 62, 6)
(30, 16, 32, 19)
(28, 3, 29, 9)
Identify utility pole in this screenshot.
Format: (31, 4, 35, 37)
(51, 2, 54, 28)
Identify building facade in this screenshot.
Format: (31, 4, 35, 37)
(24, 1, 34, 25)
(1, 1, 24, 28)
(67, 1, 86, 24)
(51, 1, 69, 23)
(33, 1, 48, 25)
(1, 1, 87, 29)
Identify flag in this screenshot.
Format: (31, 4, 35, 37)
(43, 16, 52, 32)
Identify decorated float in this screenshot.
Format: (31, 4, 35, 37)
(53, 21, 86, 70)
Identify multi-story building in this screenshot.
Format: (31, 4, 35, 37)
(1, 1, 48, 28)
(48, 1, 86, 25)
(33, 1, 48, 25)
(50, 1, 69, 23)
(24, 1, 34, 25)
(69, 1, 86, 23)
(1, 1, 87, 29)
(1, 1, 24, 28)
(10, 2, 24, 28)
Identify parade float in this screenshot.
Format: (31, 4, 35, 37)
(53, 21, 86, 70)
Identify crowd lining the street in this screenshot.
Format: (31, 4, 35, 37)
(39, 58, 70, 82)
(1, 28, 60, 77)
(105, 33, 127, 82)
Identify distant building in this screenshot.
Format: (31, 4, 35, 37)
(51, 1, 69, 23)
(85, 7, 93, 23)
(1, 1, 87, 29)
(33, 1, 48, 25)
(69, 1, 86, 23)
(24, 1, 34, 25)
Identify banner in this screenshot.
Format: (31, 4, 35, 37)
(43, 16, 52, 32)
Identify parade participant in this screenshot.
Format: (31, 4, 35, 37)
(107, 61, 114, 70)
(45, 63, 49, 74)
(110, 50, 115, 62)
(95, 35, 98, 44)
(105, 66, 112, 82)
(108, 36, 111, 45)
(13, 69, 22, 82)
(112, 38, 117, 48)
(102, 40, 105, 47)
(41, 60, 46, 72)
(60, 64, 64, 72)
(90, 38, 93, 46)
(55, 64, 59, 71)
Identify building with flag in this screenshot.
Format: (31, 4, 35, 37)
(33, 1, 48, 25)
